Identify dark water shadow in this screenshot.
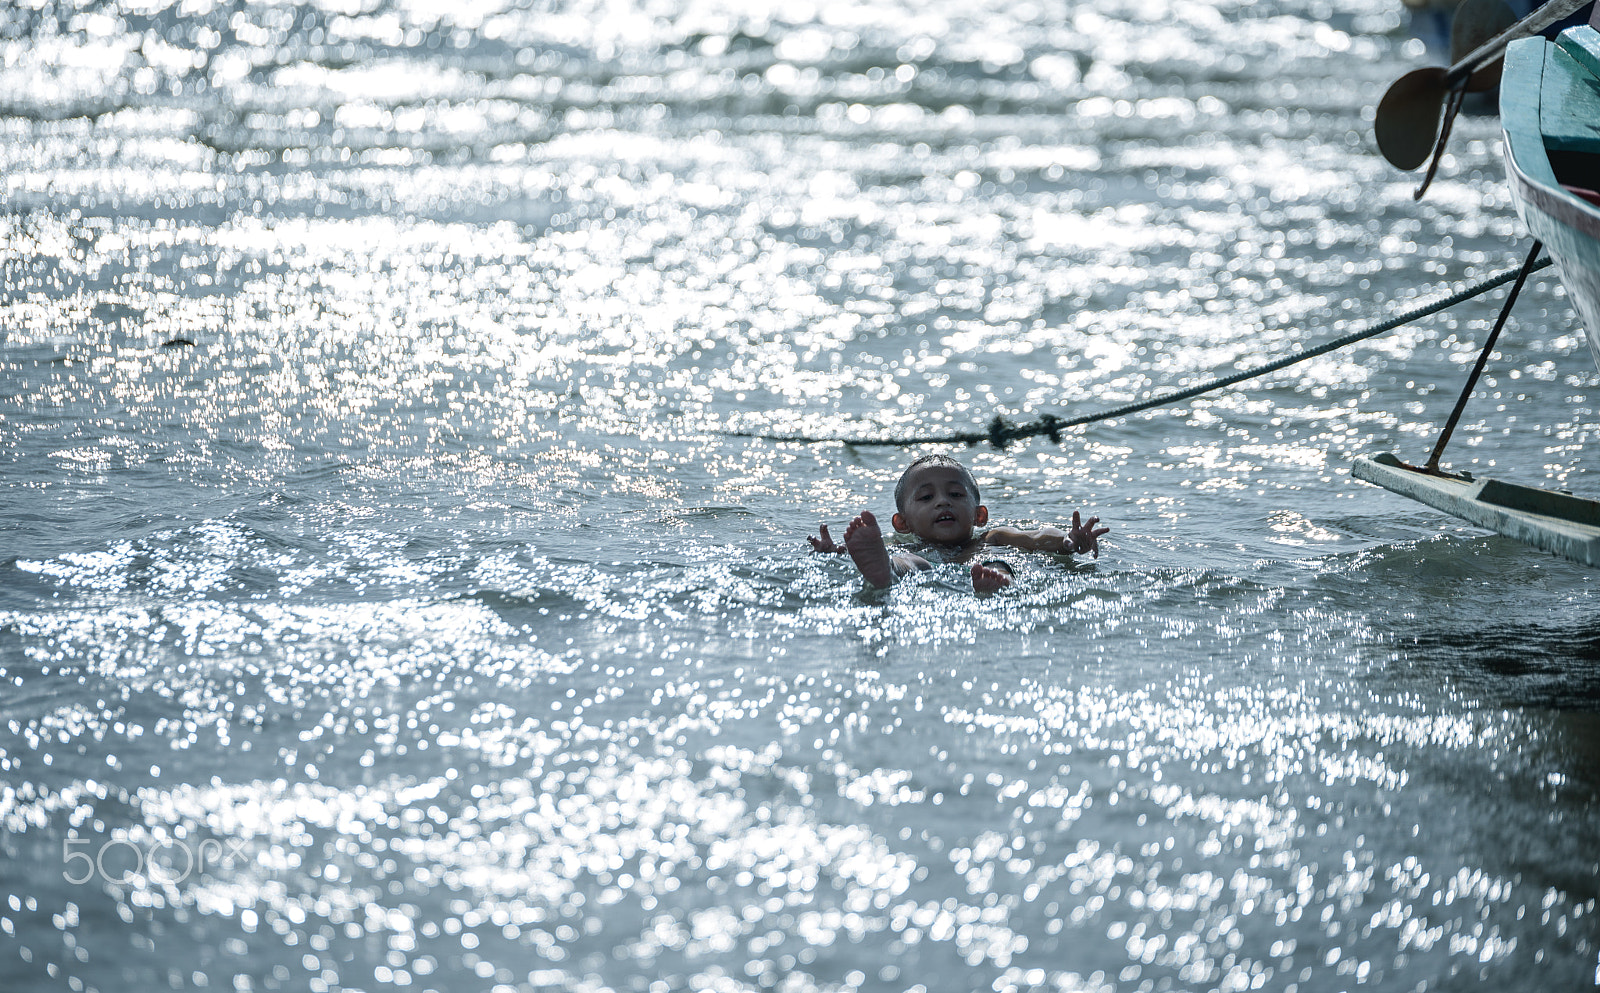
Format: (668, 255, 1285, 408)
(1384, 622, 1600, 818)
(1393, 622, 1600, 712)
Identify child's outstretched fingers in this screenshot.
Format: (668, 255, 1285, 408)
(1085, 520, 1110, 559)
(1068, 511, 1106, 558)
(809, 523, 843, 554)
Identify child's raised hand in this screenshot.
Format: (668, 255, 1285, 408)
(808, 523, 845, 554)
(1068, 511, 1110, 559)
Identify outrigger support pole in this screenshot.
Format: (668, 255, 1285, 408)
(1425, 240, 1546, 473)
(1412, 80, 1468, 201)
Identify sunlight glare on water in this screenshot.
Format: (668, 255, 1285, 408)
(4, 0, 1600, 991)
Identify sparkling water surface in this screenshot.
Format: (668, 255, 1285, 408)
(3, 1, 1600, 991)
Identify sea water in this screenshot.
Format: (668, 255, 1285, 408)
(2, 1, 1599, 991)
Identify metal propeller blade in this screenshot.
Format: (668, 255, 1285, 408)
(1375, 66, 1450, 171)
(1374, 0, 1589, 170)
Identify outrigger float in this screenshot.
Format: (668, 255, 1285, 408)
(1359, 0, 1600, 567)
(1352, 454, 1600, 565)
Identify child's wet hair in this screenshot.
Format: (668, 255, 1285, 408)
(894, 454, 981, 512)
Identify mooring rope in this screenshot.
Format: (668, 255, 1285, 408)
(727, 255, 1555, 449)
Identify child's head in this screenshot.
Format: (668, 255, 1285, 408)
(891, 454, 989, 543)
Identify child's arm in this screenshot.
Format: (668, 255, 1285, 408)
(983, 511, 1109, 559)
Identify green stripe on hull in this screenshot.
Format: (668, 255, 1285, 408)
(1503, 38, 1560, 188)
(1540, 45, 1600, 153)
(1555, 23, 1600, 79)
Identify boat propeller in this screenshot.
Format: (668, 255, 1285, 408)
(1374, 0, 1590, 194)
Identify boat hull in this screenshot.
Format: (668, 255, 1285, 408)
(1503, 161, 1600, 368)
(1502, 32, 1600, 369)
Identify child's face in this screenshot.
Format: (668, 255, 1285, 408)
(892, 464, 988, 543)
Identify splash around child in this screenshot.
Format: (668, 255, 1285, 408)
(808, 453, 1109, 595)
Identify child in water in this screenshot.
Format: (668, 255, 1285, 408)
(808, 453, 1108, 595)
